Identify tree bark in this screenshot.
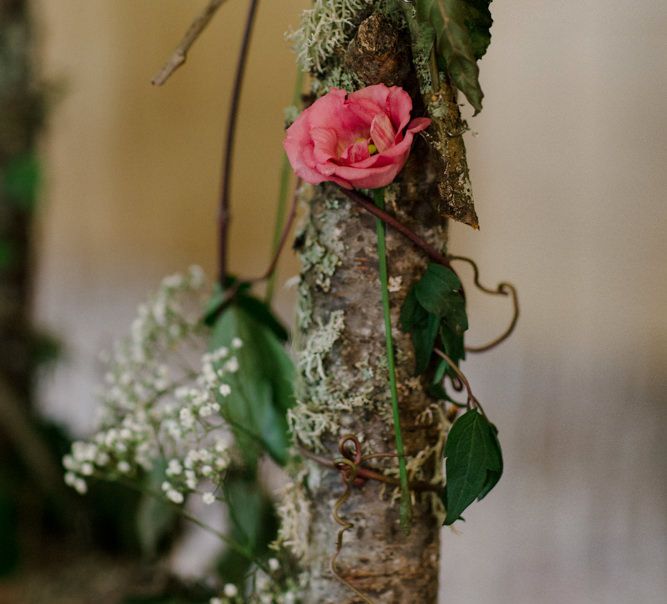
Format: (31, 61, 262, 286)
(279, 7, 457, 602)
(289, 176, 447, 603)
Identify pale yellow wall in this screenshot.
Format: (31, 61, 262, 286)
(33, 1, 666, 603)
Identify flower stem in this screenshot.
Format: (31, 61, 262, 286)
(265, 68, 304, 303)
(373, 187, 412, 533)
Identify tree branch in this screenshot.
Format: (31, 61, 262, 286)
(152, 0, 228, 86)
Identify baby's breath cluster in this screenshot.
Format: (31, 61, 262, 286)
(63, 267, 241, 507)
(209, 558, 302, 604)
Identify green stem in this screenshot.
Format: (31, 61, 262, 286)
(114, 476, 264, 569)
(265, 68, 304, 303)
(373, 187, 412, 532)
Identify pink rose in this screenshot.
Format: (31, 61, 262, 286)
(283, 84, 430, 190)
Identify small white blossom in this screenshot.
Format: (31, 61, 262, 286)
(167, 459, 182, 476)
(268, 557, 280, 572)
(223, 584, 238, 598)
(219, 384, 231, 397)
(231, 337, 243, 349)
(166, 489, 184, 504)
(202, 492, 215, 505)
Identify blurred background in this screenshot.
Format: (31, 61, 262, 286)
(0, 0, 665, 602)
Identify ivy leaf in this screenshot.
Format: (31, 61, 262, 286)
(400, 286, 440, 374)
(400, 263, 468, 376)
(210, 305, 294, 467)
(414, 263, 462, 316)
(443, 409, 503, 525)
(415, 0, 493, 113)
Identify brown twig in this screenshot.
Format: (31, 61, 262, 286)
(298, 438, 437, 493)
(151, 0, 228, 86)
(336, 186, 519, 354)
(449, 255, 520, 353)
(218, 0, 260, 285)
(336, 185, 452, 268)
(433, 348, 486, 416)
(248, 178, 301, 284)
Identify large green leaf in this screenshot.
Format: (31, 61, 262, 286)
(217, 471, 278, 584)
(443, 409, 503, 524)
(136, 460, 178, 557)
(210, 305, 294, 467)
(415, 0, 493, 113)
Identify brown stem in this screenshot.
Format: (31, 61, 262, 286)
(337, 186, 519, 355)
(248, 178, 301, 284)
(151, 0, 228, 86)
(218, 0, 260, 285)
(433, 348, 486, 416)
(336, 186, 452, 268)
(449, 255, 520, 353)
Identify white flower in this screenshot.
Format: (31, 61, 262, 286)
(223, 584, 238, 598)
(202, 492, 215, 505)
(167, 459, 183, 476)
(166, 489, 184, 504)
(210, 599, 222, 604)
(225, 358, 239, 373)
(231, 337, 243, 349)
(219, 384, 231, 397)
(74, 478, 87, 495)
(268, 557, 280, 572)
(117, 461, 131, 474)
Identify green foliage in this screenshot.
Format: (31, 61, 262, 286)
(137, 460, 178, 558)
(210, 298, 295, 467)
(415, 0, 493, 113)
(443, 408, 503, 524)
(2, 152, 41, 209)
(217, 471, 278, 584)
(400, 262, 467, 378)
(0, 239, 16, 270)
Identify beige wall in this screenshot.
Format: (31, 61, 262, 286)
(33, 1, 666, 603)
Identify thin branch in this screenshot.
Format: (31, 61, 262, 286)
(152, 0, 228, 86)
(218, 0, 260, 285)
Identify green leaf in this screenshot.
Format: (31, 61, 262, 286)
(136, 460, 178, 557)
(439, 322, 465, 366)
(217, 471, 278, 584)
(210, 305, 294, 467)
(414, 263, 462, 316)
(400, 286, 440, 374)
(443, 409, 503, 525)
(415, 0, 493, 113)
(2, 153, 41, 209)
